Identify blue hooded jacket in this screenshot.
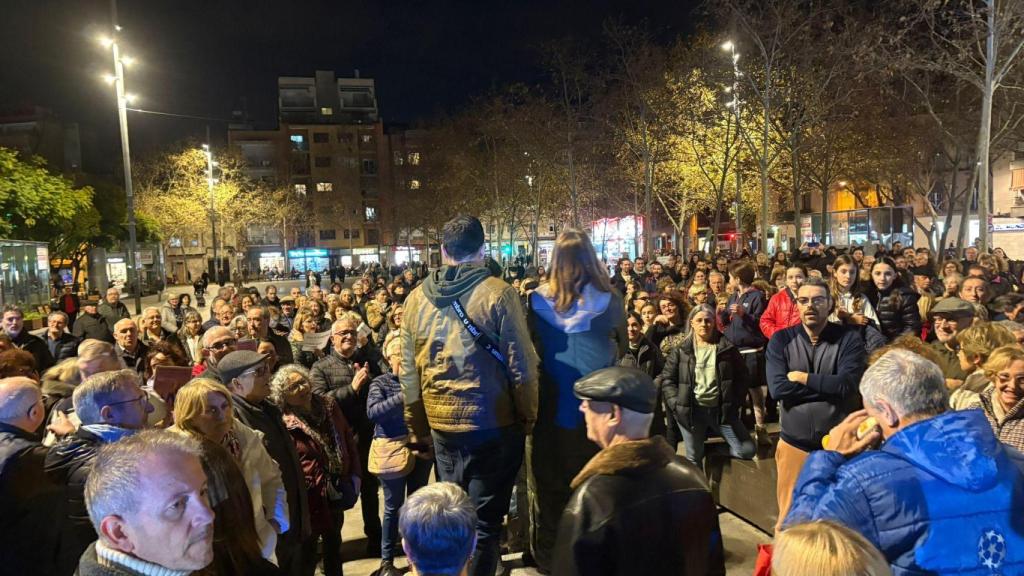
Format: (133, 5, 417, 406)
(784, 409, 1024, 575)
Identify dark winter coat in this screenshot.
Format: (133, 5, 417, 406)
(660, 335, 748, 430)
(866, 285, 921, 341)
(47, 332, 80, 363)
(552, 436, 725, 576)
(71, 313, 113, 344)
(11, 328, 55, 373)
(0, 422, 63, 575)
(718, 287, 767, 349)
(44, 428, 103, 576)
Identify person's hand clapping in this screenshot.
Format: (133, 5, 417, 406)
(351, 363, 370, 391)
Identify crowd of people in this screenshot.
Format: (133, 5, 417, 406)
(1, 213, 1024, 576)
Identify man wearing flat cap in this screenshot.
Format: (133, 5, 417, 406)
(928, 297, 976, 389)
(219, 350, 311, 576)
(551, 366, 725, 576)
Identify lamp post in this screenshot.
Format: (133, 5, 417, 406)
(723, 41, 744, 254)
(202, 142, 219, 285)
(100, 21, 142, 314)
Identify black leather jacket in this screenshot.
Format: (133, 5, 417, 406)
(44, 428, 103, 576)
(552, 436, 725, 576)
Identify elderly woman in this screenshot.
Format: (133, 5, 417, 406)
(229, 314, 251, 341)
(176, 309, 204, 365)
(660, 304, 755, 465)
(366, 336, 433, 576)
(978, 346, 1024, 452)
(289, 306, 327, 369)
(171, 378, 289, 564)
(270, 364, 359, 576)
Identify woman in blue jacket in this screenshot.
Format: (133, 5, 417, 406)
(526, 229, 627, 572)
(366, 335, 433, 576)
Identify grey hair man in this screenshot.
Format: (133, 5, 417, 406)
(0, 377, 63, 573)
(784, 350, 1024, 574)
(400, 482, 477, 576)
(112, 319, 148, 374)
(246, 305, 294, 366)
(46, 310, 79, 362)
(98, 287, 130, 332)
(552, 366, 724, 576)
(45, 369, 152, 574)
(196, 326, 237, 376)
(81, 429, 214, 574)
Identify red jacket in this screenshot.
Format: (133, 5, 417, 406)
(760, 289, 800, 341)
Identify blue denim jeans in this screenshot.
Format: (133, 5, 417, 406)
(679, 404, 756, 465)
(432, 426, 525, 576)
(379, 457, 433, 560)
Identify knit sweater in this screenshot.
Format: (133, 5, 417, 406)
(76, 541, 192, 576)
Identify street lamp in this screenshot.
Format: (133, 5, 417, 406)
(722, 40, 745, 254)
(202, 143, 220, 284)
(99, 26, 143, 314)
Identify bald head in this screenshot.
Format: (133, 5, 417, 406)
(202, 326, 233, 348)
(0, 377, 43, 431)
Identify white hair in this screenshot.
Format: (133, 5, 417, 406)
(400, 482, 477, 576)
(860, 350, 948, 419)
(85, 429, 203, 531)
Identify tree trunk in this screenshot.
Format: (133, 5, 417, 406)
(976, 0, 996, 252)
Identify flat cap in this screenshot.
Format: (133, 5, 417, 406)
(930, 297, 976, 317)
(213, 350, 268, 383)
(573, 366, 657, 414)
(279, 295, 296, 304)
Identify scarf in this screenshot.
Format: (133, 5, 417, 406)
(81, 424, 137, 444)
(285, 397, 346, 476)
(95, 540, 191, 576)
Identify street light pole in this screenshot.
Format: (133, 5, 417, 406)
(104, 8, 142, 314)
(723, 41, 744, 255)
(202, 140, 218, 285)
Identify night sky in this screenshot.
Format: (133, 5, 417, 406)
(0, 0, 697, 169)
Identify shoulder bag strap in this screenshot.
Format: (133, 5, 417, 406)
(451, 299, 512, 378)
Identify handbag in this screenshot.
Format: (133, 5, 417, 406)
(368, 435, 415, 480)
(326, 473, 358, 510)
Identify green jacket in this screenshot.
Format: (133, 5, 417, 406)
(400, 263, 539, 436)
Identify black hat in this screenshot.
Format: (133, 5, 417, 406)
(573, 366, 657, 414)
(909, 266, 932, 277)
(213, 350, 268, 383)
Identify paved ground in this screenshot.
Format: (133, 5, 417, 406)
(154, 279, 772, 575)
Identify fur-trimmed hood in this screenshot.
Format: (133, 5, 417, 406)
(571, 436, 676, 489)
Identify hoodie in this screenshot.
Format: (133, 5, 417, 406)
(785, 410, 1024, 575)
(529, 284, 626, 429)
(400, 263, 539, 435)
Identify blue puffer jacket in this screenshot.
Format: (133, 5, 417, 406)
(784, 410, 1024, 575)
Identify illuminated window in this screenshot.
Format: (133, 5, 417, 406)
(294, 184, 307, 196)
(289, 134, 307, 151)
(316, 182, 333, 192)
(408, 152, 420, 165)
(409, 179, 420, 190)
(361, 134, 373, 144)
(393, 151, 404, 165)
(365, 206, 378, 222)
(320, 107, 333, 116)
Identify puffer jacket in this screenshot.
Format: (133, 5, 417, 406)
(785, 410, 1024, 575)
(44, 428, 103, 576)
(979, 389, 1024, 453)
(759, 288, 800, 341)
(660, 335, 748, 430)
(400, 263, 539, 436)
(866, 284, 921, 341)
(528, 283, 626, 430)
(552, 436, 725, 576)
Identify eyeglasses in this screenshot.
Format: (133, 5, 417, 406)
(333, 329, 357, 337)
(106, 393, 149, 409)
(207, 338, 237, 351)
(241, 365, 269, 378)
(796, 297, 829, 307)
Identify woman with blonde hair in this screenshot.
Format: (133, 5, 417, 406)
(978, 345, 1024, 452)
(772, 520, 891, 576)
(171, 378, 289, 564)
(526, 228, 626, 571)
(289, 305, 327, 368)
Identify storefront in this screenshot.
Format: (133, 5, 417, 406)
(799, 206, 914, 248)
(257, 251, 286, 274)
(0, 239, 50, 310)
(591, 215, 645, 262)
(392, 246, 422, 266)
(287, 248, 329, 273)
(352, 247, 379, 266)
